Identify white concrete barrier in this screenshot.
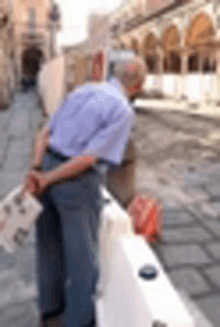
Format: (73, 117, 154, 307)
(97, 187, 133, 295)
(97, 188, 195, 327)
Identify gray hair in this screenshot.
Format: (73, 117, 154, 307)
(113, 56, 147, 86)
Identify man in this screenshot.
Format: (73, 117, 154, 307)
(24, 56, 146, 327)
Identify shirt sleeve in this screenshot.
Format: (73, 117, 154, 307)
(81, 105, 135, 165)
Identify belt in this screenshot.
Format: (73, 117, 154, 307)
(47, 147, 95, 179)
(47, 147, 71, 161)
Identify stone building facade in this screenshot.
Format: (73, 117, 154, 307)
(13, 0, 61, 86)
(108, 0, 220, 104)
(0, 0, 15, 108)
(66, 0, 220, 105)
(63, 39, 92, 91)
(0, 0, 61, 108)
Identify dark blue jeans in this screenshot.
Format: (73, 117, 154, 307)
(36, 151, 102, 326)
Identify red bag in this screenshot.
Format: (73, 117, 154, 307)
(128, 192, 163, 243)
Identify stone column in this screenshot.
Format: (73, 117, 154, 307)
(208, 52, 215, 104)
(179, 51, 188, 101)
(215, 48, 220, 106)
(157, 48, 163, 97)
(198, 53, 205, 104)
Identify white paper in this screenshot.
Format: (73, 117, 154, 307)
(0, 186, 43, 253)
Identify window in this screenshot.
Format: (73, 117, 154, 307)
(170, 52, 181, 73)
(164, 52, 181, 73)
(146, 55, 158, 74)
(203, 58, 216, 73)
(188, 54, 199, 72)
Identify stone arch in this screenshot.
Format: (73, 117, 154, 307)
(162, 25, 180, 52)
(142, 32, 158, 74)
(185, 13, 215, 73)
(162, 25, 181, 73)
(143, 32, 158, 56)
(185, 12, 215, 47)
(22, 47, 44, 79)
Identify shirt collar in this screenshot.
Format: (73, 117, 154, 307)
(109, 77, 127, 97)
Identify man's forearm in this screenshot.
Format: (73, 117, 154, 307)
(33, 125, 50, 166)
(46, 156, 97, 185)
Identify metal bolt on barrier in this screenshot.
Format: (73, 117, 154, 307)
(139, 264, 158, 280)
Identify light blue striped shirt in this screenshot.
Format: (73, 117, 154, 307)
(49, 78, 135, 165)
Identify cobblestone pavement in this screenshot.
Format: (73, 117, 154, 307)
(0, 91, 42, 327)
(135, 110, 220, 326)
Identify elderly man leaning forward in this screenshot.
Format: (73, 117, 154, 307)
(24, 56, 146, 327)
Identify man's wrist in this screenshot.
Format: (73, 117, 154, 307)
(46, 170, 60, 185)
(30, 164, 43, 171)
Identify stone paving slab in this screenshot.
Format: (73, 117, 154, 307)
(163, 210, 196, 226)
(3, 156, 30, 171)
(158, 244, 212, 268)
(7, 112, 30, 136)
(0, 171, 26, 199)
(204, 183, 220, 198)
(0, 147, 5, 163)
(202, 220, 220, 237)
(195, 296, 220, 327)
(7, 139, 34, 151)
(169, 268, 211, 296)
(205, 243, 220, 260)
(199, 202, 220, 219)
(182, 185, 210, 202)
(162, 226, 213, 243)
(1, 301, 38, 327)
(204, 266, 220, 288)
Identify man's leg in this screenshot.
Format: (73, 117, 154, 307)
(49, 175, 102, 327)
(36, 192, 66, 318)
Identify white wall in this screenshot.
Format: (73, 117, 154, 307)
(143, 74, 216, 101)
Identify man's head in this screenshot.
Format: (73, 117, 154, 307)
(113, 56, 147, 100)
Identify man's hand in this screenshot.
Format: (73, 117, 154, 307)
(23, 170, 51, 197)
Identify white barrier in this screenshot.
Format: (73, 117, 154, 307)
(97, 187, 195, 327)
(97, 187, 133, 295)
(162, 75, 178, 97)
(143, 75, 158, 92)
(38, 55, 66, 116)
(143, 74, 216, 102)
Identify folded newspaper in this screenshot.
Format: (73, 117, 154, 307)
(0, 186, 43, 253)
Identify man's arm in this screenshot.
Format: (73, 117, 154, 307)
(46, 155, 98, 185)
(26, 155, 98, 195)
(32, 122, 50, 167)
